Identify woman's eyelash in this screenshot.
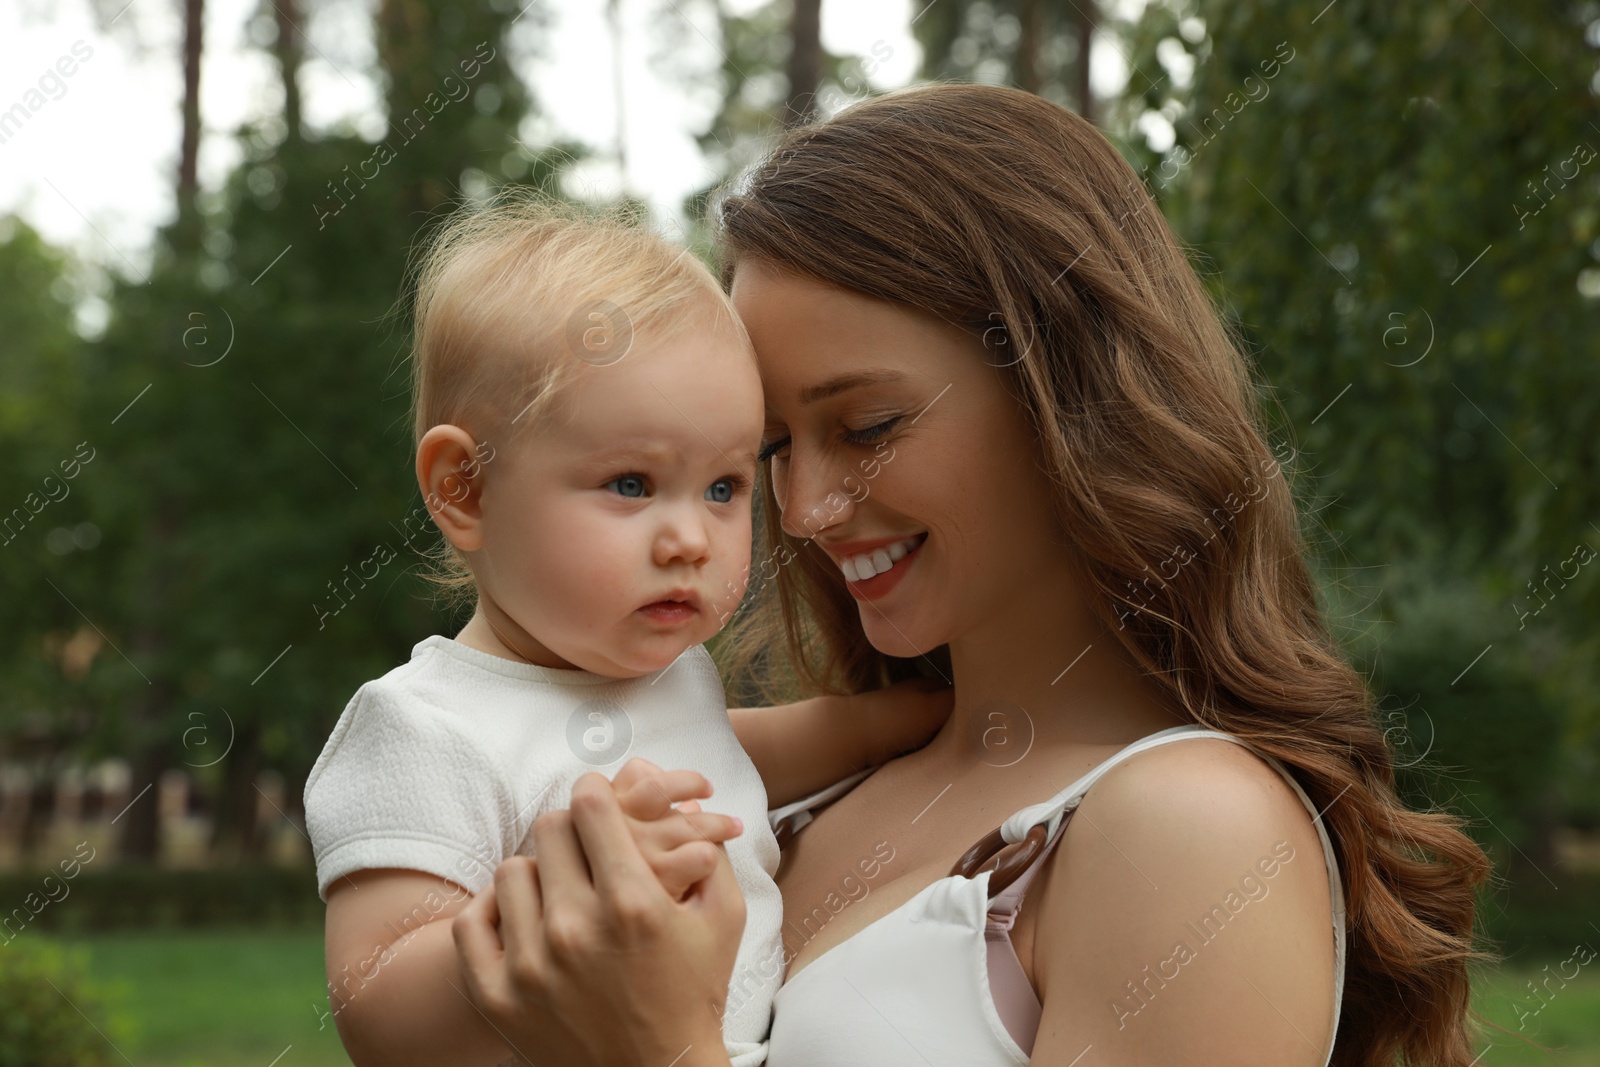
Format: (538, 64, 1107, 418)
(758, 417, 902, 463)
(842, 417, 901, 445)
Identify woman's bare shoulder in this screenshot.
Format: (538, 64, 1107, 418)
(1081, 734, 1320, 842)
(1027, 735, 1337, 1066)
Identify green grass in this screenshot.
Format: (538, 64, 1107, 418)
(55, 929, 352, 1067)
(1472, 958, 1600, 1065)
(38, 931, 1600, 1066)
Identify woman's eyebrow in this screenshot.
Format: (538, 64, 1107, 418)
(799, 369, 907, 406)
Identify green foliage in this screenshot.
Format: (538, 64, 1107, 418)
(0, 937, 127, 1067)
(1121, 0, 1600, 863)
(1343, 569, 1566, 848)
(0, 867, 322, 932)
(1, 0, 586, 858)
(913, 0, 1092, 107)
(0, 216, 82, 441)
(1123, 0, 1600, 572)
(0, 217, 99, 759)
(678, 0, 895, 227)
(1477, 870, 1600, 958)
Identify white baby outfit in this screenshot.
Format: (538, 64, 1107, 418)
(304, 635, 783, 1067)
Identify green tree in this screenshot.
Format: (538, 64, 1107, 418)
(0, 218, 100, 823)
(1119, 0, 1600, 860)
(914, 0, 1099, 120)
(61, 0, 578, 861)
(673, 0, 899, 225)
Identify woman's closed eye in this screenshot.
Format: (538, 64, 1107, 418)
(758, 416, 903, 463)
(757, 436, 788, 463)
(844, 416, 902, 445)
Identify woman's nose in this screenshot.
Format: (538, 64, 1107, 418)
(775, 455, 858, 541)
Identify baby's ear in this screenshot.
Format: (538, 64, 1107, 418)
(416, 424, 487, 550)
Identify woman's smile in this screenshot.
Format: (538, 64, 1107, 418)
(820, 531, 928, 600)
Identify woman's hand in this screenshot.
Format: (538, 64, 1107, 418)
(452, 766, 747, 1067)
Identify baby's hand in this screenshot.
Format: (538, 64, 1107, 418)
(611, 759, 744, 902)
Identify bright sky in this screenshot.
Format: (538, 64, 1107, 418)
(1, 0, 1135, 330)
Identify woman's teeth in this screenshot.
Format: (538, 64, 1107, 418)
(840, 535, 924, 582)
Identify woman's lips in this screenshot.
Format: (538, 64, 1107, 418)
(842, 534, 925, 602)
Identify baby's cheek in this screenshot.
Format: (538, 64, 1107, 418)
(564, 531, 642, 615)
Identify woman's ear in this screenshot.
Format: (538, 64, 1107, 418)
(417, 425, 487, 551)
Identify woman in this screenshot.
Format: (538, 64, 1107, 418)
(452, 83, 1493, 1066)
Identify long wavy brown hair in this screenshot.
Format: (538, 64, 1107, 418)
(711, 83, 1495, 1067)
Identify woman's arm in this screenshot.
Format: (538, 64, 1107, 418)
(454, 768, 747, 1067)
(730, 676, 952, 807)
(1027, 740, 1337, 1066)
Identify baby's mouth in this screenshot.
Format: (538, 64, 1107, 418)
(636, 589, 703, 625)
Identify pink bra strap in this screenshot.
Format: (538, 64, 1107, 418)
(986, 927, 1042, 1055)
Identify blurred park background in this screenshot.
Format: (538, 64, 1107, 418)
(2, 0, 1599, 1063)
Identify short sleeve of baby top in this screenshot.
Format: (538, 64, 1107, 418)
(304, 635, 785, 1066)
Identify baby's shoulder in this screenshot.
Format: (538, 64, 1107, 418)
(345, 657, 455, 726)
(322, 650, 529, 761)
(308, 665, 523, 795)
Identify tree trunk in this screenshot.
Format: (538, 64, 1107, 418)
(209, 722, 265, 862)
(1074, 0, 1096, 125)
(176, 0, 205, 251)
(19, 775, 54, 863)
(1016, 0, 1044, 95)
(120, 728, 168, 862)
(376, 0, 447, 218)
(122, 5, 205, 862)
(784, 0, 823, 127)
(272, 0, 304, 143)
(121, 505, 181, 864)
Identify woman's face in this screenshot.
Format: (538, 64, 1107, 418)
(730, 258, 1072, 659)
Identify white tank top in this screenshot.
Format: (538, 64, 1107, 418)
(764, 724, 1347, 1066)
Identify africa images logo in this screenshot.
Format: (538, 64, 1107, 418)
(566, 697, 633, 767)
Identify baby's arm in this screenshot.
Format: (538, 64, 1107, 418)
(730, 677, 954, 807)
(323, 773, 740, 1067)
(324, 869, 514, 1067)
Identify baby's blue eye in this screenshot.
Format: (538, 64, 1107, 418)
(706, 479, 734, 503)
(608, 475, 647, 498)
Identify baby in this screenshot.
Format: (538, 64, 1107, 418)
(303, 198, 947, 1067)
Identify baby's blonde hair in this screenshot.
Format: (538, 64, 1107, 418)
(404, 190, 747, 605)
